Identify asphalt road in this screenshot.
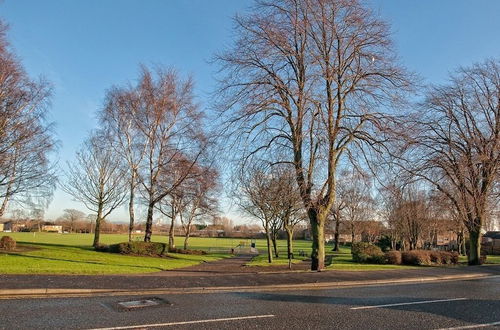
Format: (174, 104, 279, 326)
(0, 276, 499, 330)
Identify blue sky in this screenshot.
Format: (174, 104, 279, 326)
(1, 0, 499, 221)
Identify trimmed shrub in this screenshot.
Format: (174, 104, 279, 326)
(429, 251, 443, 264)
(376, 235, 393, 252)
(385, 250, 402, 265)
(0, 236, 16, 251)
(402, 250, 432, 266)
(450, 252, 459, 264)
(352, 242, 386, 264)
(107, 241, 168, 256)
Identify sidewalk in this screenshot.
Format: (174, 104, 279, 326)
(1, 255, 498, 297)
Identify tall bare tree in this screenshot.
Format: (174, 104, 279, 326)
(127, 67, 206, 242)
(100, 85, 147, 242)
(0, 20, 56, 217)
(62, 132, 126, 247)
(216, 0, 411, 270)
(397, 60, 500, 264)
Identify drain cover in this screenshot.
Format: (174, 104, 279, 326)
(118, 299, 160, 309)
(106, 297, 171, 312)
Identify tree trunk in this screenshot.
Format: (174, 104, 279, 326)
(184, 231, 190, 250)
(128, 177, 136, 242)
(333, 218, 340, 252)
(461, 231, 467, 256)
(272, 234, 279, 258)
(468, 229, 482, 265)
(350, 227, 355, 251)
(265, 221, 273, 263)
(93, 205, 103, 247)
(286, 228, 294, 270)
(309, 209, 325, 271)
(168, 216, 175, 252)
(144, 201, 154, 242)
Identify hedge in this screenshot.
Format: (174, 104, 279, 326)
(351, 242, 386, 264)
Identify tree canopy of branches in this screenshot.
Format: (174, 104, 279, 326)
(62, 132, 126, 247)
(59, 209, 86, 233)
(0, 20, 57, 217)
(159, 164, 219, 251)
(217, 0, 412, 270)
(336, 170, 374, 248)
(98, 66, 208, 242)
(235, 165, 278, 263)
(397, 60, 500, 265)
(100, 83, 147, 241)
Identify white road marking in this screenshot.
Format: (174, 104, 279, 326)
(86, 314, 275, 330)
(350, 297, 467, 310)
(436, 321, 500, 329)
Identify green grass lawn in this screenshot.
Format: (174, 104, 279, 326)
(0, 233, 232, 275)
(2, 233, 498, 274)
(0, 233, 315, 275)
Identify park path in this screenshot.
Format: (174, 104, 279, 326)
(143, 254, 311, 277)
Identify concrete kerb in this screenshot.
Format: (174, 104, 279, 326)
(0, 273, 495, 300)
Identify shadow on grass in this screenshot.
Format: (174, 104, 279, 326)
(5, 252, 165, 271)
(17, 242, 95, 251)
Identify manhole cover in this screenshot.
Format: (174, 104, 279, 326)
(118, 299, 160, 309)
(105, 297, 171, 312)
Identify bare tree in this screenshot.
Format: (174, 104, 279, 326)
(0, 20, 56, 217)
(127, 67, 206, 242)
(397, 60, 500, 264)
(269, 168, 304, 266)
(59, 209, 86, 233)
(100, 85, 147, 242)
(62, 132, 126, 247)
(235, 165, 278, 263)
(179, 166, 219, 250)
(216, 0, 412, 270)
(337, 171, 374, 248)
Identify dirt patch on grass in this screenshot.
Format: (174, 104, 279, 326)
(0, 244, 41, 254)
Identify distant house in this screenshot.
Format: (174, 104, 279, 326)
(42, 225, 63, 234)
(1, 220, 26, 232)
(433, 232, 458, 251)
(0, 223, 3, 232)
(482, 231, 500, 255)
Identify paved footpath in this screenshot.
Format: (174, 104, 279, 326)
(1, 255, 499, 296)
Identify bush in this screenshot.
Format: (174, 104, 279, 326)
(429, 251, 443, 264)
(376, 235, 393, 252)
(0, 236, 16, 251)
(385, 250, 402, 265)
(105, 241, 168, 256)
(352, 242, 386, 264)
(450, 251, 459, 264)
(402, 250, 431, 266)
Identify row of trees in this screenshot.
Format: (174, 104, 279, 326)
(0, 26, 220, 248)
(216, 0, 499, 268)
(1, 0, 497, 267)
(62, 67, 220, 248)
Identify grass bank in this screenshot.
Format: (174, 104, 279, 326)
(0, 233, 232, 275)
